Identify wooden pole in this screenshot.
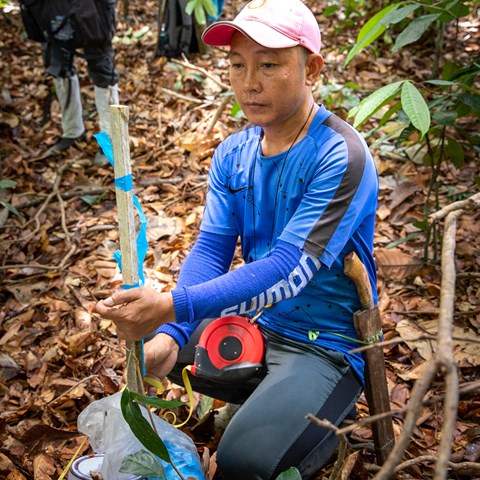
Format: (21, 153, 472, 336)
(110, 105, 144, 394)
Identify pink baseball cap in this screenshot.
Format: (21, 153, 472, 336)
(202, 0, 321, 54)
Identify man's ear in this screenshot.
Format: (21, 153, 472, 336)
(305, 54, 324, 86)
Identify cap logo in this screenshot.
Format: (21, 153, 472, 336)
(248, 0, 268, 9)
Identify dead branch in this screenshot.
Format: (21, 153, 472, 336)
(205, 95, 232, 135)
(46, 374, 99, 406)
(332, 380, 480, 438)
(160, 86, 209, 105)
(433, 210, 462, 480)
(457, 272, 480, 279)
(0, 263, 59, 271)
(349, 332, 480, 355)
(310, 202, 478, 479)
(16, 187, 113, 210)
(372, 208, 465, 480)
(429, 191, 480, 221)
(366, 455, 480, 475)
(20, 163, 69, 241)
(56, 191, 77, 269)
(305, 414, 350, 480)
(171, 55, 231, 91)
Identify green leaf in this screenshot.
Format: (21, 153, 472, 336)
(385, 231, 424, 249)
(379, 4, 419, 25)
(352, 81, 404, 128)
(432, 110, 458, 126)
(202, 0, 218, 18)
(0, 201, 21, 218)
(133, 26, 150, 39)
(345, 4, 400, 66)
(345, 82, 362, 90)
(378, 101, 403, 127)
(425, 79, 457, 87)
(457, 93, 480, 112)
(446, 138, 465, 168)
(276, 467, 302, 480)
(230, 101, 245, 119)
(128, 390, 185, 409)
(322, 5, 338, 17)
(185, 0, 196, 16)
(437, 0, 470, 22)
(449, 60, 480, 82)
(194, 2, 207, 26)
(0, 179, 16, 189)
(120, 450, 166, 478)
(196, 395, 215, 420)
(121, 389, 171, 464)
(413, 220, 430, 232)
(81, 195, 97, 206)
(392, 14, 441, 53)
(401, 82, 431, 138)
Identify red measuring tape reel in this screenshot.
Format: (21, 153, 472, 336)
(191, 316, 265, 383)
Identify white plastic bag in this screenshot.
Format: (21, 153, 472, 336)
(77, 392, 204, 479)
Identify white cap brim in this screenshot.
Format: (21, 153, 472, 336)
(202, 20, 300, 50)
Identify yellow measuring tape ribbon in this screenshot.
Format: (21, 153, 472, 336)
(58, 436, 88, 480)
(144, 365, 195, 428)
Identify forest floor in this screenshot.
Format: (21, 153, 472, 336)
(0, 1, 479, 479)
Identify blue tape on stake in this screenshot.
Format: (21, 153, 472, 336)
(115, 174, 134, 192)
(94, 132, 147, 287)
(95, 132, 114, 167)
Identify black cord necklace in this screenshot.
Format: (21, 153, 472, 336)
(252, 102, 316, 260)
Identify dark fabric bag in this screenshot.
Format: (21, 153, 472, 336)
(19, 0, 116, 48)
(156, 0, 199, 58)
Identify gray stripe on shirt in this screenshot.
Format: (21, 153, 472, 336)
(304, 114, 367, 257)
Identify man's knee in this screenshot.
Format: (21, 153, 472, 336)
(44, 42, 75, 77)
(85, 45, 119, 87)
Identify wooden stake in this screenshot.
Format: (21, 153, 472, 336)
(110, 105, 144, 395)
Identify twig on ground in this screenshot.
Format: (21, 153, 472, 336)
(205, 95, 231, 135)
(160, 86, 209, 105)
(20, 163, 69, 242)
(429, 191, 480, 221)
(56, 191, 77, 269)
(305, 414, 350, 480)
(332, 380, 480, 438)
(46, 375, 100, 406)
(15, 187, 114, 210)
(172, 55, 231, 91)
(366, 455, 480, 475)
(372, 208, 465, 480)
(349, 332, 480, 355)
(311, 198, 479, 479)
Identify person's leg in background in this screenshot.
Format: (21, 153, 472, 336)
(84, 43, 119, 165)
(43, 41, 86, 156)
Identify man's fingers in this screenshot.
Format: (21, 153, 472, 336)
(94, 287, 144, 315)
(108, 288, 143, 305)
(94, 298, 123, 316)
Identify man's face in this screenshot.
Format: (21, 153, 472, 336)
(229, 32, 310, 129)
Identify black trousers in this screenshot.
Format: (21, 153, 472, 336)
(168, 320, 363, 479)
(43, 40, 119, 87)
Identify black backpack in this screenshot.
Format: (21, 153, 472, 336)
(19, 0, 116, 49)
(156, 0, 199, 58)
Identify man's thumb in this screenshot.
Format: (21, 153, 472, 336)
(103, 296, 114, 307)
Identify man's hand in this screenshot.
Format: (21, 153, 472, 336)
(143, 333, 180, 395)
(95, 287, 175, 340)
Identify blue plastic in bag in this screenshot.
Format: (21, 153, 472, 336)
(77, 392, 205, 480)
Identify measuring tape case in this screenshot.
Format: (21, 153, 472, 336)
(191, 316, 265, 383)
